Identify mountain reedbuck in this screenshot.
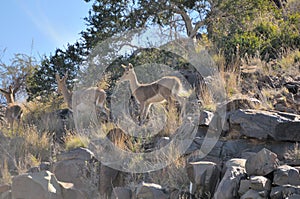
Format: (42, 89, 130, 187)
(0, 86, 23, 132)
(120, 63, 189, 124)
(5, 104, 23, 132)
(56, 72, 108, 123)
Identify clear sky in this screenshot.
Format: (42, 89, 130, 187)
(0, 0, 91, 63)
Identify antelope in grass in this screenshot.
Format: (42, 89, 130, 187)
(56, 72, 108, 122)
(0, 85, 23, 132)
(120, 63, 189, 124)
(56, 73, 73, 110)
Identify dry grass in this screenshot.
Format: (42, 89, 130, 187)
(23, 96, 73, 133)
(222, 71, 241, 98)
(160, 101, 182, 137)
(278, 49, 300, 71)
(148, 157, 190, 191)
(0, 47, 298, 189)
(0, 158, 11, 184)
(0, 96, 69, 183)
(198, 85, 216, 111)
(106, 127, 136, 151)
(65, 134, 89, 151)
(0, 124, 52, 184)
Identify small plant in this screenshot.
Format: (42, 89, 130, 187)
(159, 101, 182, 137)
(278, 49, 300, 72)
(149, 156, 190, 191)
(65, 134, 89, 151)
(0, 158, 12, 184)
(199, 85, 216, 112)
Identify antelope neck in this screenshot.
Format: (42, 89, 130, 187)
(60, 84, 72, 108)
(128, 71, 140, 92)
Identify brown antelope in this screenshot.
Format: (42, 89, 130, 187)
(55, 72, 108, 120)
(0, 86, 23, 132)
(56, 73, 72, 110)
(120, 63, 189, 124)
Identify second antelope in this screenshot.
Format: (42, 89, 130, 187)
(56, 72, 108, 120)
(120, 63, 189, 124)
(0, 86, 23, 133)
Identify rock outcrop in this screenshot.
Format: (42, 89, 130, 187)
(1, 108, 300, 199)
(11, 171, 86, 199)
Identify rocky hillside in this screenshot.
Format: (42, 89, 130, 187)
(0, 56, 299, 199)
(0, 99, 300, 198)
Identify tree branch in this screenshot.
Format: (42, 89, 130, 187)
(170, 3, 205, 38)
(0, 88, 9, 95)
(171, 4, 194, 38)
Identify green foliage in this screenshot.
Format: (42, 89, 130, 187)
(26, 43, 83, 101)
(0, 53, 37, 103)
(26, 0, 299, 102)
(27, 0, 211, 101)
(81, 0, 208, 47)
(208, 0, 300, 65)
(65, 135, 89, 151)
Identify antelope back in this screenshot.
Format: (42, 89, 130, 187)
(5, 104, 23, 120)
(95, 89, 106, 107)
(73, 87, 106, 107)
(157, 77, 181, 93)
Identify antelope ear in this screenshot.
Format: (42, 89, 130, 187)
(55, 73, 60, 80)
(128, 63, 133, 69)
(121, 64, 127, 69)
(64, 71, 69, 79)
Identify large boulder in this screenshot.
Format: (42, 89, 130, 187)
(98, 164, 120, 198)
(186, 161, 220, 198)
(229, 109, 300, 141)
(221, 139, 300, 165)
(185, 137, 223, 165)
(12, 171, 63, 199)
(11, 170, 85, 199)
(270, 185, 300, 199)
(240, 189, 264, 199)
(273, 165, 300, 186)
(223, 158, 246, 176)
(60, 182, 87, 199)
(0, 184, 10, 193)
(249, 176, 271, 198)
(56, 147, 95, 162)
(111, 187, 132, 199)
(214, 159, 247, 199)
(0, 184, 11, 199)
(238, 179, 251, 196)
(187, 137, 300, 166)
(53, 147, 98, 198)
(225, 158, 246, 168)
(135, 182, 168, 199)
(245, 148, 279, 176)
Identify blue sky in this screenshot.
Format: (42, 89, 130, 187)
(0, 0, 91, 63)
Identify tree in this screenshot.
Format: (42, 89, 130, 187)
(28, 0, 213, 101)
(27, 0, 299, 101)
(26, 43, 84, 101)
(207, 0, 300, 64)
(0, 53, 36, 104)
(81, 0, 210, 48)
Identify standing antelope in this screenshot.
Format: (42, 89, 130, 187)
(56, 73, 72, 110)
(55, 72, 108, 122)
(120, 63, 188, 124)
(0, 86, 23, 132)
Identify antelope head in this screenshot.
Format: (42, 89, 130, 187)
(55, 71, 68, 94)
(120, 63, 134, 82)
